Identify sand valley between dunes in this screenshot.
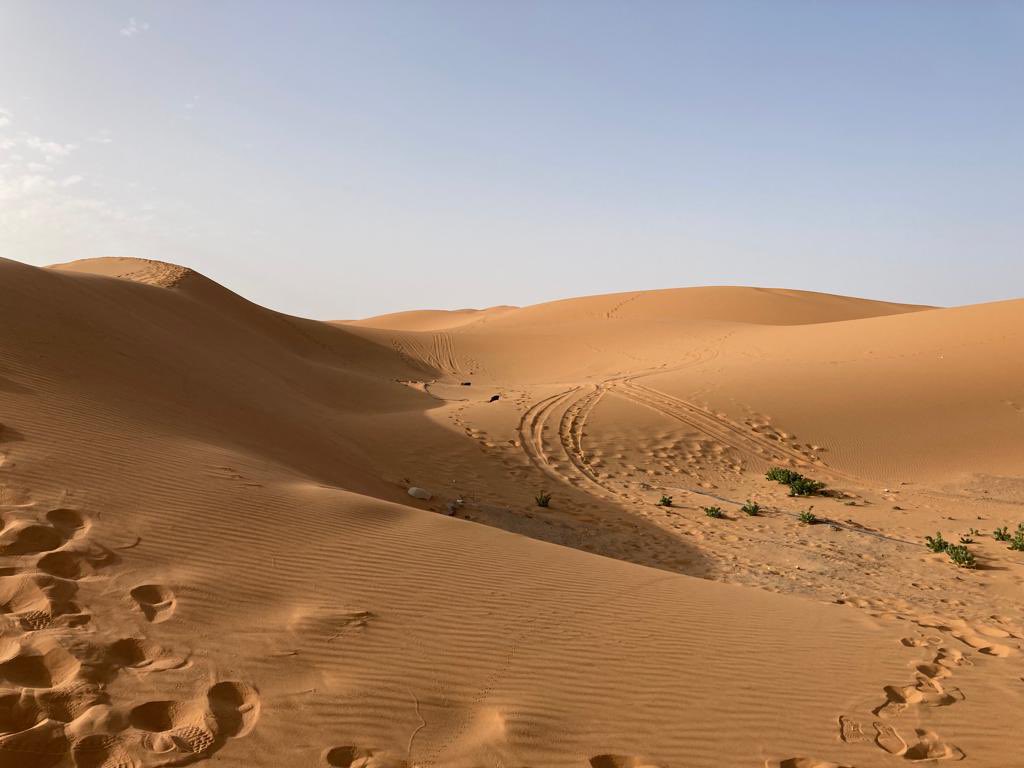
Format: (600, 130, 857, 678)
(1, 256, 1023, 767)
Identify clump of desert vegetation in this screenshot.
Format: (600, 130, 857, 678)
(703, 506, 725, 519)
(741, 500, 763, 516)
(924, 532, 976, 567)
(535, 491, 552, 508)
(765, 466, 826, 497)
(946, 544, 977, 569)
(797, 509, 818, 525)
(656, 494, 673, 507)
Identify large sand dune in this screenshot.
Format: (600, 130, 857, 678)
(1, 256, 1022, 767)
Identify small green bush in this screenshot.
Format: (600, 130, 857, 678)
(741, 500, 762, 516)
(656, 495, 673, 507)
(788, 476, 826, 496)
(994, 526, 1011, 542)
(925, 532, 949, 553)
(535, 491, 552, 508)
(959, 535, 975, 544)
(703, 506, 725, 518)
(765, 466, 801, 484)
(798, 510, 817, 525)
(765, 466, 825, 496)
(946, 544, 977, 568)
(1009, 529, 1024, 552)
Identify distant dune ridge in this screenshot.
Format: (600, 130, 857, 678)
(0, 255, 1021, 767)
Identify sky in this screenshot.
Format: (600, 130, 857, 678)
(1, 1, 1022, 319)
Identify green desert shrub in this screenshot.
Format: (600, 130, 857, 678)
(1009, 526, 1024, 552)
(946, 544, 977, 569)
(741, 500, 763, 516)
(656, 494, 673, 507)
(787, 476, 826, 497)
(765, 467, 801, 484)
(765, 466, 826, 496)
(798, 509, 817, 525)
(925, 532, 949, 553)
(703, 506, 725, 519)
(535, 491, 552, 508)
(993, 526, 1011, 542)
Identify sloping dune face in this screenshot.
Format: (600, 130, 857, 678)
(1, 258, 1022, 767)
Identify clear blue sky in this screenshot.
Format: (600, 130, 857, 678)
(1, 1, 1021, 318)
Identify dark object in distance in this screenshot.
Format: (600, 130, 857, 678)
(460, 381, 472, 386)
(488, 394, 500, 402)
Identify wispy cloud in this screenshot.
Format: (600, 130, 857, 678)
(120, 17, 150, 37)
(24, 136, 77, 161)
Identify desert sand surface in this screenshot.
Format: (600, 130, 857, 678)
(1, 256, 1022, 767)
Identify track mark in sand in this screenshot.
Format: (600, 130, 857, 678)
(615, 380, 833, 477)
(323, 745, 409, 767)
(71, 733, 138, 768)
(874, 680, 962, 717)
(767, 759, 853, 768)
(837, 715, 866, 743)
(0, 498, 258, 767)
(126, 681, 260, 764)
(0, 573, 89, 631)
(874, 721, 908, 755)
(0, 638, 81, 688)
(0, 719, 69, 768)
(36, 545, 119, 580)
(0, 523, 66, 556)
(590, 755, 667, 768)
(872, 723, 964, 762)
(902, 729, 965, 762)
(130, 583, 176, 623)
(207, 681, 261, 738)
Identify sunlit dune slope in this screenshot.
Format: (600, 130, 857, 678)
(0, 256, 938, 767)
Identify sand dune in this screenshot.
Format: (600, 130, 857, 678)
(1, 257, 1022, 767)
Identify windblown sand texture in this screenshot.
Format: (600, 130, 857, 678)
(1, 256, 1022, 767)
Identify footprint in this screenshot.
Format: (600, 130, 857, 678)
(903, 729, 965, 762)
(45, 509, 87, 537)
(324, 747, 408, 768)
(207, 681, 260, 738)
(0, 690, 40, 735)
(590, 756, 668, 768)
(105, 637, 189, 673)
(32, 680, 107, 724)
(0, 638, 81, 689)
(0, 574, 88, 631)
(0, 718, 68, 768)
(129, 699, 216, 763)
(37, 545, 118, 580)
(838, 715, 866, 743)
(69, 733, 137, 768)
(0, 522, 65, 555)
(874, 682, 961, 717)
(874, 722, 908, 756)
(130, 584, 176, 623)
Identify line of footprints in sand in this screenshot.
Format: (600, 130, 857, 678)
(833, 635, 970, 765)
(0, 505, 260, 767)
(322, 631, 1001, 768)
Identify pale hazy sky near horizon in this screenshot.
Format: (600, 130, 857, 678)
(1, 2, 1021, 319)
